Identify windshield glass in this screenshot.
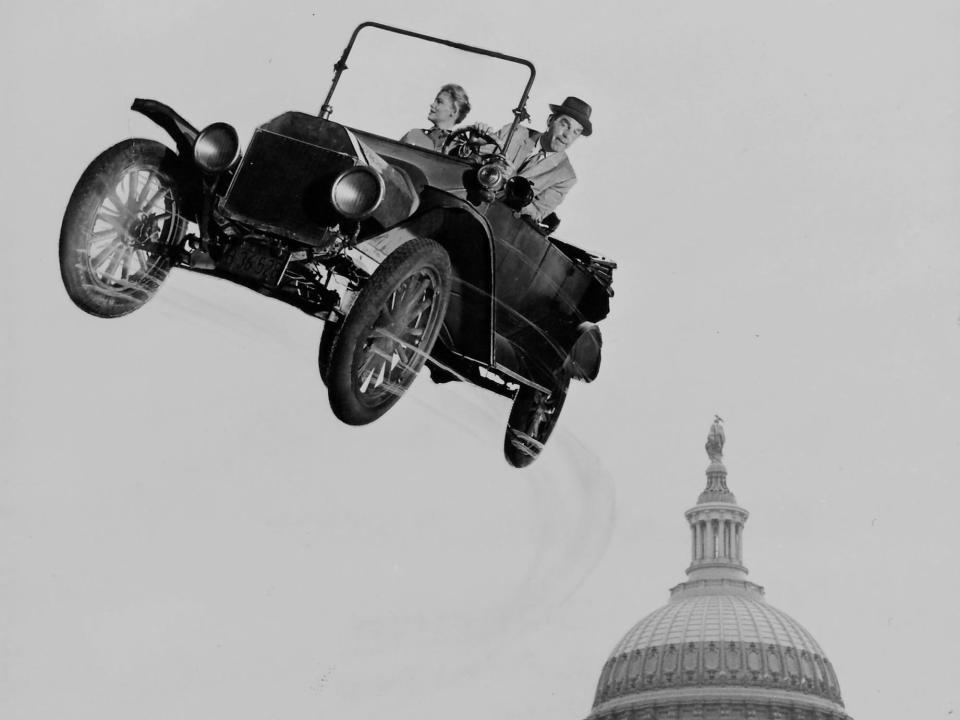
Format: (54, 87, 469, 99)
(323, 25, 533, 145)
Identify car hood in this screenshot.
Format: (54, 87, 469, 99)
(262, 112, 420, 225)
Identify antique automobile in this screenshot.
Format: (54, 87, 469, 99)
(58, 22, 616, 468)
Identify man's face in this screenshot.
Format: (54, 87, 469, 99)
(427, 92, 457, 127)
(542, 114, 584, 152)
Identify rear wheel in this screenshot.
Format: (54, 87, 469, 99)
(317, 320, 339, 386)
(503, 379, 569, 468)
(326, 237, 452, 425)
(59, 139, 187, 318)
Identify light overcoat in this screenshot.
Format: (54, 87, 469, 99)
(494, 124, 577, 221)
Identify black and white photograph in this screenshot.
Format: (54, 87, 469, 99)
(2, 1, 959, 718)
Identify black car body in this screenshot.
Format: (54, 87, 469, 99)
(59, 22, 615, 467)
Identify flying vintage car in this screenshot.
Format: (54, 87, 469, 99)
(58, 22, 616, 468)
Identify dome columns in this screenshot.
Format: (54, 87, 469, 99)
(685, 504, 750, 580)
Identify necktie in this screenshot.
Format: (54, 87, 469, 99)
(520, 149, 547, 173)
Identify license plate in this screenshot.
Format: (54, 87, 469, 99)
(220, 241, 290, 286)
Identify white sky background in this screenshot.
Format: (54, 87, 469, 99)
(2, 1, 959, 718)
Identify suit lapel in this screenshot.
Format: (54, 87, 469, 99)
(528, 151, 565, 175)
(509, 128, 541, 166)
(521, 151, 569, 184)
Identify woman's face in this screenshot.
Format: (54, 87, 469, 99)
(427, 91, 458, 128)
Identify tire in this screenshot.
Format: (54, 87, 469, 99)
(326, 237, 452, 425)
(59, 138, 187, 318)
(503, 379, 569, 468)
(317, 320, 339, 386)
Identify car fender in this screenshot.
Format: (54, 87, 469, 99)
(348, 197, 497, 365)
(131, 98, 200, 160)
(348, 226, 420, 275)
(129, 98, 205, 221)
(407, 197, 497, 364)
(412, 189, 495, 299)
(348, 202, 495, 299)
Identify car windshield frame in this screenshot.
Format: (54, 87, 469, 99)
(318, 21, 537, 156)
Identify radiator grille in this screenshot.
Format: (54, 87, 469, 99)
(221, 129, 356, 246)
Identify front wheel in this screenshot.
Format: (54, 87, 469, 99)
(59, 138, 187, 318)
(326, 237, 452, 425)
(503, 379, 569, 468)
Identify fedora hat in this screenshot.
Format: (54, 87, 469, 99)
(548, 96, 593, 136)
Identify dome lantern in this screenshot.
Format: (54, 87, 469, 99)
(680, 416, 752, 587)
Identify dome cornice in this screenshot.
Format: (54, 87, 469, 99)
(591, 685, 848, 719)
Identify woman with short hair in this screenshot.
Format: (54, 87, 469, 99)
(400, 83, 471, 152)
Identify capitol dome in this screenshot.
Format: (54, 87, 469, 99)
(588, 419, 851, 720)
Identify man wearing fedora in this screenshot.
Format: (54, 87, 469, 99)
(476, 96, 593, 223)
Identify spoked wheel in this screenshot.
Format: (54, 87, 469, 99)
(59, 139, 187, 318)
(326, 237, 452, 425)
(503, 379, 569, 468)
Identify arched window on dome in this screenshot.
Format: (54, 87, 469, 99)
(784, 647, 800, 684)
(704, 641, 720, 674)
(799, 650, 814, 687)
(643, 646, 659, 680)
(767, 645, 783, 678)
(682, 642, 698, 681)
(663, 644, 678, 676)
(725, 641, 741, 677)
(746, 643, 762, 676)
(612, 652, 628, 690)
(813, 654, 827, 691)
(626, 649, 643, 689)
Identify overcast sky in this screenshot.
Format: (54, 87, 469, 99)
(3, 1, 959, 719)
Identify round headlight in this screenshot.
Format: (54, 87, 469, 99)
(476, 161, 506, 190)
(331, 166, 385, 219)
(193, 122, 240, 173)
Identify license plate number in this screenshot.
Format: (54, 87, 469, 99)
(221, 241, 290, 286)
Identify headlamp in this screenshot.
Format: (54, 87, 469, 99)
(330, 166, 385, 219)
(193, 122, 240, 173)
(476, 160, 507, 191)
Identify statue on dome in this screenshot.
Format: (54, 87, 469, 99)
(705, 415, 725, 462)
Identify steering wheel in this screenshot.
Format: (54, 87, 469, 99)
(442, 126, 503, 163)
